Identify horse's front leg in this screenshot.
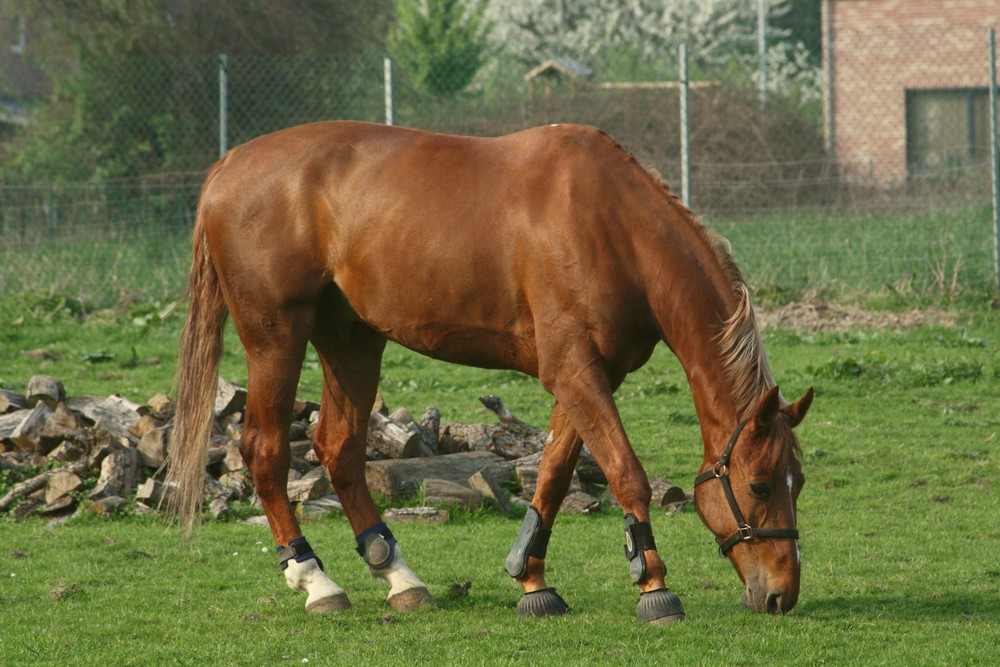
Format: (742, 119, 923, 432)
(310, 324, 433, 612)
(505, 404, 580, 616)
(536, 355, 686, 624)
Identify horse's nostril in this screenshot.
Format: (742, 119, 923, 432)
(766, 592, 784, 615)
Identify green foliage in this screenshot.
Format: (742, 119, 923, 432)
(388, 0, 491, 98)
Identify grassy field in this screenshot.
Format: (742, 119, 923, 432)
(2, 290, 999, 665)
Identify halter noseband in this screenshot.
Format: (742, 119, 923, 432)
(694, 418, 799, 556)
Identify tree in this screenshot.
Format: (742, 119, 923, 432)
(483, 0, 818, 100)
(388, 0, 491, 98)
(0, 1, 393, 181)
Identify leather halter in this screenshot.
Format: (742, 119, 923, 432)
(694, 419, 799, 556)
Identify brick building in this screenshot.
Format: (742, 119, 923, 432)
(823, 0, 1000, 182)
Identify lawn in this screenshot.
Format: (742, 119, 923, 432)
(2, 295, 999, 665)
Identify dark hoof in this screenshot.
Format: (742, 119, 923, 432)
(306, 592, 352, 613)
(517, 588, 569, 618)
(636, 588, 685, 624)
(388, 586, 435, 612)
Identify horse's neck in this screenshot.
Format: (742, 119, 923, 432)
(641, 226, 744, 453)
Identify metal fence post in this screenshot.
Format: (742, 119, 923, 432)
(989, 28, 1000, 292)
(679, 44, 691, 207)
(989, 29, 1000, 292)
(758, 0, 768, 108)
(384, 57, 394, 126)
(219, 54, 229, 157)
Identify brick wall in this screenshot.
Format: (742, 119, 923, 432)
(824, 0, 1000, 181)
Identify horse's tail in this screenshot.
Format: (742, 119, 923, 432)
(164, 165, 230, 538)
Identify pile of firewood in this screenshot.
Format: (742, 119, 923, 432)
(1, 375, 689, 522)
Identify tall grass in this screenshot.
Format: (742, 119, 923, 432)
(2, 202, 994, 311)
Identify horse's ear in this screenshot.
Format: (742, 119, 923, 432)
(754, 385, 783, 428)
(782, 387, 814, 428)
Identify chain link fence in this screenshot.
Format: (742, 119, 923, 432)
(2, 21, 999, 305)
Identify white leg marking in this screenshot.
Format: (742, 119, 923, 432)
(283, 557, 347, 607)
(369, 544, 428, 599)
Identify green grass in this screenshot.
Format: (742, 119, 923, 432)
(2, 300, 1000, 665)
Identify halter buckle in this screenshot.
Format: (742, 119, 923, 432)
(737, 524, 754, 541)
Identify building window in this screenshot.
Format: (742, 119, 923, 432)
(906, 89, 991, 175)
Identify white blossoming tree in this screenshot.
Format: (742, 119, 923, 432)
(483, 0, 819, 101)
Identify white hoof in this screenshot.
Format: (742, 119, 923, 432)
(283, 557, 350, 612)
(369, 544, 433, 609)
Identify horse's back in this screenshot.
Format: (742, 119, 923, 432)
(200, 121, 658, 374)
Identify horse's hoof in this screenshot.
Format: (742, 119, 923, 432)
(388, 586, 435, 612)
(517, 588, 569, 618)
(636, 588, 685, 624)
(306, 592, 352, 613)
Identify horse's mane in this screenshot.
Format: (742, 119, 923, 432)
(633, 157, 792, 469)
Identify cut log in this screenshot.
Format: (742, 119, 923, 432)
(137, 427, 170, 469)
(384, 506, 448, 524)
(418, 406, 441, 455)
(39, 402, 82, 453)
(438, 422, 492, 454)
(287, 467, 331, 503)
(0, 461, 89, 512)
(298, 494, 344, 518)
(76, 396, 141, 447)
(128, 413, 163, 440)
(560, 490, 601, 515)
(388, 407, 415, 427)
(0, 389, 28, 414)
(89, 447, 142, 499)
(8, 402, 53, 451)
(0, 410, 27, 441)
(215, 377, 247, 419)
(368, 411, 425, 459)
(45, 470, 84, 505)
(650, 478, 687, 506)
(48, 440, 88, 463)
(88, 495, 130, 514)
(366, 451, 512, 501)
(511, 452, 581, 499)
(145, 393, 174, 415)
(26, 375, 66, 409)
(136, 478, 166, 504)
(202, 473, 237, 501)
(423, 478, 482, 510)
(468, 468, 511, 514)
(40, 494, 76, 515)
(209, 498, 231, 520)
(221, 441, 245, 472)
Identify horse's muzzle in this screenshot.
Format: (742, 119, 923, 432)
(743, 585, 797, 614)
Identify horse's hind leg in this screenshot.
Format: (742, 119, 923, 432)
(238, 303, 350, 613)
(505, 403, 580, 617)
(309, 318, 432, 611)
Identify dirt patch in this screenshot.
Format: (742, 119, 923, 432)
(757, 301, 958, 332)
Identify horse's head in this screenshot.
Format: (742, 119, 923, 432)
(694, 385, 813, 614)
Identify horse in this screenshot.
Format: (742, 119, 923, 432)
(166, 120, 813, 623)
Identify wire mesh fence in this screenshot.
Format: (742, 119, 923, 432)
(1, 19, 998, 305)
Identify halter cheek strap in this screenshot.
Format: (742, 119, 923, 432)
(694, 419, 799, 556)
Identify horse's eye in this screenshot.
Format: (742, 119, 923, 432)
(749, 483, 772, 500)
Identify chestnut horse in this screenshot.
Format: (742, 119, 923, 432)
(166, 121, 812, 623)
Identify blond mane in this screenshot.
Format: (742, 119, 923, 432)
(638, 161, 778, 420)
